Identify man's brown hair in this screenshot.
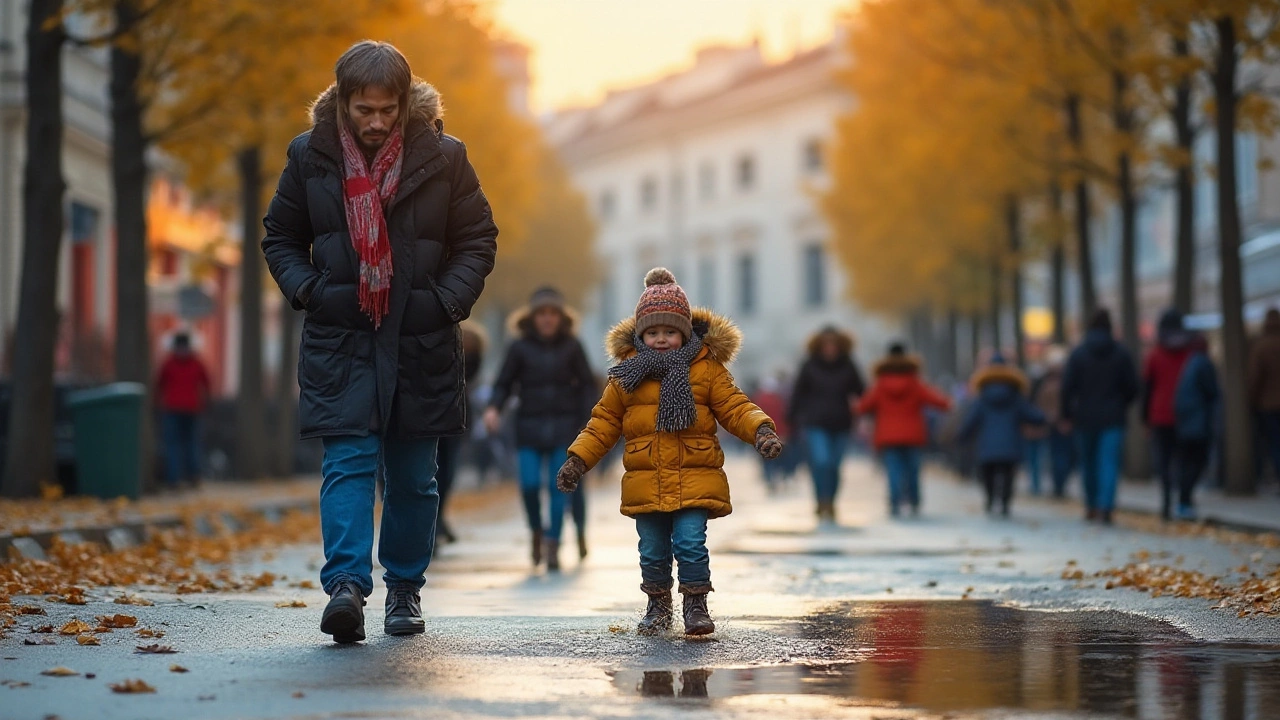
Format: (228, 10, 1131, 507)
(334, 41, 412, 125)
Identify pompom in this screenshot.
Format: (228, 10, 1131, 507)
(644, 267, 676, 287)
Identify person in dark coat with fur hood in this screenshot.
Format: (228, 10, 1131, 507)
(434, 321, 486, 545)
(261, 42, 498, 644)
(790, 326, 866, 523)
(485, 287, 597, 571)
(958, 355, 1047, 516)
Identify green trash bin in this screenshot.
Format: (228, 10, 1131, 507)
(67, 382, 146, 499)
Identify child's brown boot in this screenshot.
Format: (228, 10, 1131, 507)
(680, 584, 715, 636)
(637, 584, 673, 635)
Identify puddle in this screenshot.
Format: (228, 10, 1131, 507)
(613, 601, 1280, 718)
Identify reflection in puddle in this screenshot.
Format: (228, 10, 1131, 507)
(614, 601, 1280, 718)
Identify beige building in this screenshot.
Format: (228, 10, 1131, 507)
(546, 41, 899, 383)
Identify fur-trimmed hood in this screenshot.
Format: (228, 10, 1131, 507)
(806, 327, 855, 358)
(309, 79, 443, 130)
(971, 364, 1029, 395)
(605, 308, 741, 364)
(507, 303, 580, 339)
(872, 354, 922, 377)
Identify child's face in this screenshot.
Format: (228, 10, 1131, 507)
(642, 325, 684, 352)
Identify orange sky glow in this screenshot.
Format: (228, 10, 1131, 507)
(483, 0, 855, 112)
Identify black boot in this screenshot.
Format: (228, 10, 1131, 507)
(531, 531, 543, 566)
(544, 538, 561, 572)
(636, 585, 673, 636)
(680, 585, 715, 636)
(577, 527, 589, 560)
(320, 580, 366, 644)
(384, 584, 425, 636)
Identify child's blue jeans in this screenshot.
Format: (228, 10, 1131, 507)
(881, 445, 922, 511)
(518, 446, 569, 541)
(635, 509, 711, 590)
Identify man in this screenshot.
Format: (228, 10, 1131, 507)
(1060, 309, 1139, 525)
(155, 332, 211, 489)
(262, 41, 497, 643)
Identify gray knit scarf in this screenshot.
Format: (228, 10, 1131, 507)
(609, 333, 704, 433)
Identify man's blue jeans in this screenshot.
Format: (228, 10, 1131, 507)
(1077, 427, 1124, 512)
(805, 428, 849, 504)
(1025, 437, 1046, 495)
(161, 411, 202, 487)
(1048, 429, 1076, 496)
(635, 509, 711, 589)
(518, 446, 570, 542)
(320, 435, 440, 597)
(881, 445, 922, 511)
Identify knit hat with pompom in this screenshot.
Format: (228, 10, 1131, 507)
(635, 267, 693, 340)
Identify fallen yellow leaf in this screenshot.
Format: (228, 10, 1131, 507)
(169, 665, 188, 673)
(275, 599, 306, 608)
(59, 619, 92, 636)
(95, 614, 138, 629)
(40, 667, 79, 677)
(76, 634, 100, 646)
(109, 679, 156, 694)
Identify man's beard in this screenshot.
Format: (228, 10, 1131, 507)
(359, 130, 388, 151)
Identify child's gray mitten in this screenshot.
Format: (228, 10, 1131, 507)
(755, 425, 783, 459)
(556, 455, 587, 493)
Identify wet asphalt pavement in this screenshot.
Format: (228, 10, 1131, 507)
(5, 455, 1280, 719)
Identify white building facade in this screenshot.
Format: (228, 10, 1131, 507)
(547, 43, 899, 385)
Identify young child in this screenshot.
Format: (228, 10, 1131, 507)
(555, 268, 783, 636)
(957, 354, 1046, 516)
(856, 343, 951, 516)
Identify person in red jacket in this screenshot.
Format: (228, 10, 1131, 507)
(155, 332, 211, 489)
(1141, 309, 1192, 520)
(856, 343, 951, 516)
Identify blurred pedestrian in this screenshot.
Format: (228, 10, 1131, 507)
(1029, 345, 1074, 498)
(434, 321, 486, 545)
(752, 375, 791, 493)
(1141, 309, 1193, 519)
(155, 332, 211, 490)
(957, 354, 1046, 517)
(555, 268, 781, 637)
(1060, 309, 1139, 525)
(484, 287, 597, 571)
(261, 41, 499, 643)
(1249, 308, 1280, 481)
(856, 343, 951, 516)
(790, 326, 866, 523)
(1173, 333, 1219, 521)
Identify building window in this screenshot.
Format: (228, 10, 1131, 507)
(598, 189, 616, 220)
(802, 243, 826, 307)
(699, 162, 715, 201)
(736, 154, 755, 191)
(802, 138, 824, 174)
(737, 252, 756, 314)
(698, 256, 716, 307)
(640, 176, 658, 212)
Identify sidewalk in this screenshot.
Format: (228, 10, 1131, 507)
(0, 478, 320, 561)
(1113, 479, 1280, 534)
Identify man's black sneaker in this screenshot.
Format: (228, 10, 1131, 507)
(320, 581, 366, 644)
(384, 585, 425, 636)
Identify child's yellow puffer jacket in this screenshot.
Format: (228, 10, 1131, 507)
(569, 309, 772, 519)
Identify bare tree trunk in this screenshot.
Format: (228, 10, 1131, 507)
(969, 314, 982, 377)
(1172, 35, 1197, 314)
(236, 146, 268, 480)
(1066, 94, 1097, 321)
(111, 0, 154, 492)
(1049, 179, 1068, 344)
(273, 305, 300, 477)
(1006, 195, 1027, 369)
(1214, 16, 1255, 495)
(942, 309, 959, 382)
(1113, 75, 1140, 357)
(4, 0, 66, 498)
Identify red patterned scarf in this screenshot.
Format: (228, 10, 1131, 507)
(338, 121, 403, 328)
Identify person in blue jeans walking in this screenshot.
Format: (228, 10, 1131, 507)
(485, 287, 597, 571)
(261, 42, 499, 643)
(1028, 345, 1075, 498)
(1060, 309, 1139, 525)
(556, 269, 782, 637)
(856, 344, 951, 516)
(789, 327, 866, 523)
